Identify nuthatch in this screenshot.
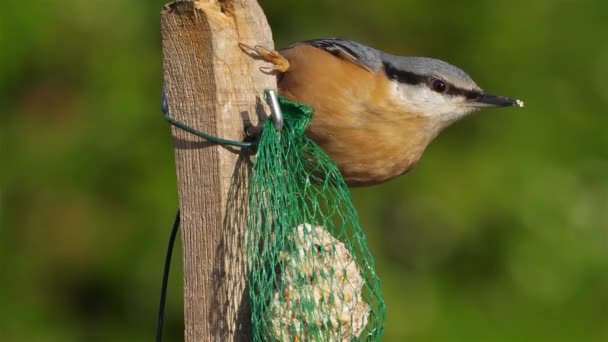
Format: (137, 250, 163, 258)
(247, 38, 524, 186)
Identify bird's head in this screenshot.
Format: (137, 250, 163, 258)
(382, 55, 524, 124)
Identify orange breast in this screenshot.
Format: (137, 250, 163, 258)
(278, 44, 438, 186)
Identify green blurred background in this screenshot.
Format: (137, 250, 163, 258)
(2, 0, 607, 341)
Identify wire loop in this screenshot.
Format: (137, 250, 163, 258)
(161, 89, 285, 148)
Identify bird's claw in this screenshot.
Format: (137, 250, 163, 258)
(239, 43, 290, 73)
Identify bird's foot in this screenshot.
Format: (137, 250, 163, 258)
(239, 43, 290, 73)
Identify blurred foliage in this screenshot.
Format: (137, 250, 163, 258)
(1, 0, 607, 341)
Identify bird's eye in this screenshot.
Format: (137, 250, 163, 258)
(431, 79, 447, 93)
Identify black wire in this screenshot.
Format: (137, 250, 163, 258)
(162, 90, 258, 148)
(156, 210, 181, 342)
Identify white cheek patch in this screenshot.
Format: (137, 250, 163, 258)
(390, 81, 474, 122)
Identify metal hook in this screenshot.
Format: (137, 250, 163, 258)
(265, 89, 283, 132)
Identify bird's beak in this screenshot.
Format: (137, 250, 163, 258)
(470, 92, 524, 108)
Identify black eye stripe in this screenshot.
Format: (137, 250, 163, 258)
(447, 87, 481, 99)
(383, 62, 481, 99)
(383, 62, 426, 85)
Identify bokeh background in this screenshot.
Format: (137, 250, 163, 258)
(2, 0, 607, 341)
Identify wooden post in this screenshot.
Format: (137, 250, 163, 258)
(161, 0, 274, 340)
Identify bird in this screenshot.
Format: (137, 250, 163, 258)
(245, 38, 524, 186)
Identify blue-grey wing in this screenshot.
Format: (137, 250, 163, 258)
(282, 38, 383, 72)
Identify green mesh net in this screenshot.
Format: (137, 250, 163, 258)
(247, 95, 386, 341)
